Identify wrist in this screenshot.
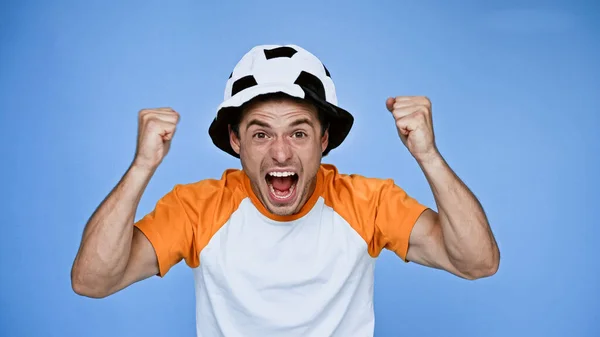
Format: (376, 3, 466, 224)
(129, 160, 157, 180)
(415, 148, 444, 167)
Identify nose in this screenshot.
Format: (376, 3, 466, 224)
(269, 136, 293, 164)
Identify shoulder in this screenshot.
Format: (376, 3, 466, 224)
(318, 164, 396, 255)
(170, 168, 249, 219)
(176, 168, 247, 198)
(319, 163, 394, 203)
(319, 163, 422, 222)
(318, 163, 395, 228)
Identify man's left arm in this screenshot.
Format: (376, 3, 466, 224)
(386, 96, 500, 280)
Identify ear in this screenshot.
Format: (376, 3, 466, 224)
(320, 127, 329, 153)
(228, 125, 241, 155)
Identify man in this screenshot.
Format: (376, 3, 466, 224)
(71, 45, 499, 336)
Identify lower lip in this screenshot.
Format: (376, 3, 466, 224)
(267, 181, 298, 204)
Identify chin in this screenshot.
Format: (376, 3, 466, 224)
(266, 204, 300, 217)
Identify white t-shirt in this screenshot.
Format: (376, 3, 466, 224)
(135, 164, 428, 337)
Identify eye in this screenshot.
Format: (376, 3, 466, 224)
(292, 131, 307, 138)
(253, 132, 268, 139)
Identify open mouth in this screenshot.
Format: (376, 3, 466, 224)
(265, 171, 299, 202)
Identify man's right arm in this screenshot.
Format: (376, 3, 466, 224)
(71, 164, 159, 298)
(71, 107, 180, 298)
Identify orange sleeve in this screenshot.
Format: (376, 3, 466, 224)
(321, 164, 428, 262)
(374, 179, 429, 261)
(134, 170, 248, 277)
(134, 184, 200, 277)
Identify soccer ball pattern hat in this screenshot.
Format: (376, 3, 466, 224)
(209, 44, 354, 158)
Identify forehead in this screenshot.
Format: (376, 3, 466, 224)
(240, 96, 319, 124)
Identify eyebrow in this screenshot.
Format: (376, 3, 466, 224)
(245, 118, 314, 131)
(289, 118, 314, 128)
(245, 119, 271, 131)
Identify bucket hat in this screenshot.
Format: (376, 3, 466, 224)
(209, 44, 354, 157)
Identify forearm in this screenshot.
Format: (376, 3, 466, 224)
(71, 163, 155, 295)
(418, 151, 499, 278)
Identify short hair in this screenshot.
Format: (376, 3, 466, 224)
(230, 92, 329, 137)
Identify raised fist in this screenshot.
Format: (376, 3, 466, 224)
(133, 107, 180, 170)
(386, 96, 437, 162)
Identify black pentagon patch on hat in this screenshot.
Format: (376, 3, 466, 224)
(231, 75, 258, 96)
(323, 64, 331, 77)
(264, 46, 298, 59)
(294, 71, 326, 101)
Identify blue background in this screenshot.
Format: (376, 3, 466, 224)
(1, 1, 598, 336)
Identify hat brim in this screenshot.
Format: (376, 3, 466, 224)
(209, 83, 354, 158)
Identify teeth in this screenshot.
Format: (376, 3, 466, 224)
(268, 171, 295, 177)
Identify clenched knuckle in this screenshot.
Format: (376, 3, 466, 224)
(141, 110, 155, 121)
(146, 118, 159, 128)
(423, 96, 432, 107)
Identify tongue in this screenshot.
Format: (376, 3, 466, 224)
(271, 176, 294, 191)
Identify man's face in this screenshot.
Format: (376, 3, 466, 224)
(230, 97, 328, 216)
